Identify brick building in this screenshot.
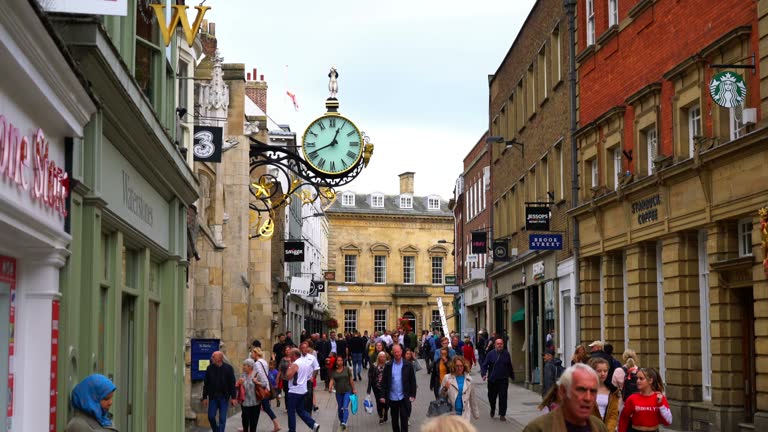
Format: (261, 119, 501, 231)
(487, 0, 575, 391)
(571, 0, 768, 430)
(450, 132, 491, 340)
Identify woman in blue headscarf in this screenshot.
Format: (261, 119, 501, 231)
(65, 374, 118, 431)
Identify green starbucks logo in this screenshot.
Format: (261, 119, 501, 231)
(709, 71, 747, 108)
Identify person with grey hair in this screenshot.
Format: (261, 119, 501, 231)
(238, 358, 269, 432)
(523, 363, 608, 432)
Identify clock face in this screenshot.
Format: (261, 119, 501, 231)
(302, 115, 363, 175)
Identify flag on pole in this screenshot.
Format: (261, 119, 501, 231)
(286, 90, 299, 111)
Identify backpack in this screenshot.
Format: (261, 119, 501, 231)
(554, 360, 565, 380)
(622, 367, 639, 401)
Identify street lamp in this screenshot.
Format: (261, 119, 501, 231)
(437, 239, 454, 244)
(486, 135, 524, 155)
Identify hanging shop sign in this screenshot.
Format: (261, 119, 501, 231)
(323, 270, 336, 281)
(289, 277, 311, 296)
(631, 194, 661, 225)
(284, 241, 305, 262)
(1, 257, 16, 424)
(529, 234, 563, 250)
(193, 126, 223, 163)
(493, 240, 510, 261)
(445, 275, 457, 285)
(444, 285, 460, 295)
(50, 299, 60, 432)
(0, 117, 69, 219)
(532, 261, 545, 281)
(309, 280, 325, 297)
(525, 205, 550, 231)
(471, 231, 487, 254)
(709, 71, 747, 108)
(150, 4, 211, 47)
(42, 0, 128, 16)
(466, 254, 478, 263)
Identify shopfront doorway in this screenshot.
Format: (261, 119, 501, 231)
(402, 312, 416, 334)
(0, 257, 15, 429)
(739, 288, 756, 422)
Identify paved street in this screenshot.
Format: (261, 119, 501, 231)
(205, 359, 544, 432)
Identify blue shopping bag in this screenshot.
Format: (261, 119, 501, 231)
(349, 393, 358, 415)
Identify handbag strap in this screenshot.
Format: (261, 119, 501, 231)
(258, 360, 270, 389)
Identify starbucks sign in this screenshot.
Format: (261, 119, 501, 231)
(709, 71, 747, 108)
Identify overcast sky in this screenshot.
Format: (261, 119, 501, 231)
(208, 0, 536, 199)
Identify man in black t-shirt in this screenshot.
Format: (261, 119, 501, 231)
(349, 331, 367, 381)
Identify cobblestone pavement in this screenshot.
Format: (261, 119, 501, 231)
(203, 359, 544, 432)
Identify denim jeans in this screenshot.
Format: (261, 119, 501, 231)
(335, 392, 351, 424)
(207, 397, 229, 432)
(351, 353, 363, 379)
(287, 392, 316, 432)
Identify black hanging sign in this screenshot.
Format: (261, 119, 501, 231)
(193, 126, 223, 162)
(309, 280, 325, 297)
(493, 240, 510, 261)
(525, 205, 550, 231)
(471, 231, 487, 254)
(284, 241, 305, 262)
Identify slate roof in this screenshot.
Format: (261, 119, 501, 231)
(326, 192, 453, 218)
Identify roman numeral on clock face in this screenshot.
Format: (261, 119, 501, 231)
(318, 122, 326, 131)
(329, 118, 336, 127)
(309, 150, 319, 159)
(317, 158, 326, 169)
(346, 130, 355, 137)
(349, 141, 359, 147)
(308, 131, 318, 137)
(346, 150, 357, 159)
(330, 161, 336, 172)
(306, 142, 315, 147)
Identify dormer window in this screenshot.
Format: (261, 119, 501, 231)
(342, 192, 355, 206)
(428, 197, 440, 210)
(400, 195, 413, 209)
(371, 194, 384, 208)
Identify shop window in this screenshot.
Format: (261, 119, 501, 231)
(738, 218, 753, 257)
(608, 0, 619, 26)
(123, 247, 139, 289)
(344, 309, 357, 334)
(374, 309, 387, 333)
(687, 104, 701, 158)
(698, 230, 712, 401)
(431, 256, 444, 285)
(431, 310, 441, 329)
(374, 255, 386, 284)
(344, 254, 357, 283)
(403, 256, 415, 284)
(586, 0, 596, 46)
(147, 302, 158, 432)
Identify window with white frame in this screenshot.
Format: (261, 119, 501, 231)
(371, 194, 384, 208)
(431, 256, 444, 285)
(374, 309, 387, 333)
(730, 102, 745, 141)
(613, 147, 621, 190)
(646, 127, 658, 175)
(609, 0, 619, 26)
(556, 142, 564, 199)
(589, 158, 598, 188)
(342, 192, 355, 206)
(344, 254, 357, 283)
(738, 218, 753, 257)
(688, 104, 701, 158)
(428, 197, 440, 210)
(344, 309, 357, 334)
(403, 256, 415, 284)
(374, 255, 387, 284)
(586, 0, 595, 46)
(400, 195, 413, 209)
(431, 310, 441, 328)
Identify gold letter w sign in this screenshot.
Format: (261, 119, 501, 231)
(150, 5, 210, 47)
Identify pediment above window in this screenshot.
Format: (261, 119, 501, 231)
(370, 243, 391, 255)
(340, 243, 361, 254)
(399, 244, 419, 255)
(428, 245, 448, 256)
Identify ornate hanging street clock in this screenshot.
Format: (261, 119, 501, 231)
(301, 66, 366, 177)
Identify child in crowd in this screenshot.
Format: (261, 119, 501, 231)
(268, 360, 279, 407)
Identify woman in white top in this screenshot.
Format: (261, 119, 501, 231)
(251, 347, 281, 432)
(588, 357, 620, 431)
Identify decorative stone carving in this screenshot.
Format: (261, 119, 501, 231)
(198, 49, 229, 123)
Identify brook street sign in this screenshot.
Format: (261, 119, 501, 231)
(529, 234, 563, 250)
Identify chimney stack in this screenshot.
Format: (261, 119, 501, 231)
(399, 172, 415, 195)
(245, 68, 268, 113)
(200, 21, 217, 57)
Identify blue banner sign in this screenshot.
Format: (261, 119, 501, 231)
(529, 234, 563, 250)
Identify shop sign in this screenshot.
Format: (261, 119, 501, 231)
(445, 275, 457, 285)
(493, 240, 510, 261)
(1, 257, 16, 425)
(193, 126, 223, 163)
(466, 254, 478, 263)
(323, 270, 336, 281)
(532, 261, 545, 281)
(309, 280, 325, 296)
(525, 206, 550, 231)
(444, 285, 460, 295)
(471, 231, 487, 254)
(284, 241, 305, 262)
(150, 4, 211, 47)
(190, 338, 220, 381)
(42, 0, 128, 16)
(631, 194, 662, 225)
(50, 299, 60, 431)
(290, 277, 311, 296)
(709, 71, 747, 108)
(336, 286, 349, 292)
(529, 234, 563, 250)
(0, 118, 69, 219)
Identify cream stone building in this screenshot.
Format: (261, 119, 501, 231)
(326, 173, 456, 335)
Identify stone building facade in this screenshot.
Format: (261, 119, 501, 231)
(486, 0, 574, 391)
(572, 0, 767, 430)
(326, 173, 456, 336)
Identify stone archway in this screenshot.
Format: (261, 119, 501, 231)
(402, 311, 416, 335)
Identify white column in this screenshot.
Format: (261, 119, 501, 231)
(13, 248, 67, 432)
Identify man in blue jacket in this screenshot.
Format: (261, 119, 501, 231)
(481, 338, 514, 422)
